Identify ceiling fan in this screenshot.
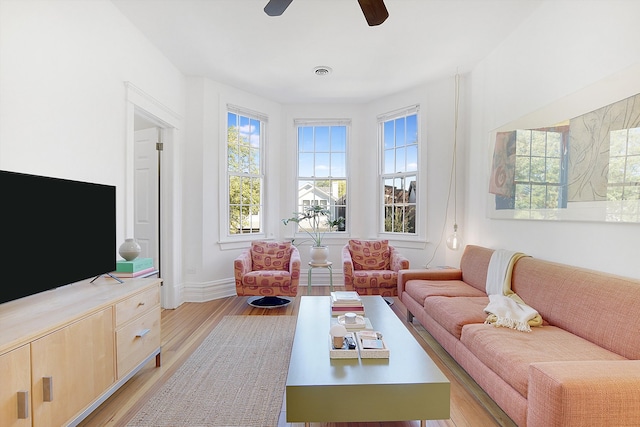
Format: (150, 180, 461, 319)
(264, 0, 389, 26)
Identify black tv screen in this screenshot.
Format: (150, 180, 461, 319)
(0, 170, 116, 304)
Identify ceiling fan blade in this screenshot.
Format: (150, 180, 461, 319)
(264, 0, 293, 17)
(357, 0, 389, 26)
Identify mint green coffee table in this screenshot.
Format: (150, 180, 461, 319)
(286, 296, 450, 426)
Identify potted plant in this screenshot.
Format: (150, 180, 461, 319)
(282, 205, 345, 264)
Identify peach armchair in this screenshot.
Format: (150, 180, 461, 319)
(342, 239, 409, 298)
(234, 241, 300, 306)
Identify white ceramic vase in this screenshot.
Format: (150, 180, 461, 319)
(119, 238, 141, 261)
(310, 246, 329, 265)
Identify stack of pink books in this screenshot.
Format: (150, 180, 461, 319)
(330, 291, 364, 315)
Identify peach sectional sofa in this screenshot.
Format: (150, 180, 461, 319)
(398, 245, 640, 427)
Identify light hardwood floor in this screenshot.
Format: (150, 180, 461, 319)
(79, 287, 516, 427)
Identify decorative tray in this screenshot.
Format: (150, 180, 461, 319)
(355, 331, 389, 358)
(328, 332, 359, 359)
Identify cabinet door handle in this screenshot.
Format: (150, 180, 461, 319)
(17, 391, 29, 418)
(136, 328, 151, 337)
(43, 377, 53, 402)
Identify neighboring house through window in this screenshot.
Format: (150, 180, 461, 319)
(227, 106, 266, 236)
(294, 120, 348, 236)
(379, 106, 419, 234)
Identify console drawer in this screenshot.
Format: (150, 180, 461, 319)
(116, 308, 160, 378)
(115, 285, 160, 327)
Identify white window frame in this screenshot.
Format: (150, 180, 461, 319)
(292, 119, 350, 241)
(224, 104, 267, 241)
(378, 105, 420, 237)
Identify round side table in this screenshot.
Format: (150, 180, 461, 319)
(307, 261, 334, 295)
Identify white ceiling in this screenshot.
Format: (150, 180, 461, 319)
(112, 0, 542, 104)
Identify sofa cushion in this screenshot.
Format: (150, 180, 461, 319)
(459, 245, 495, 292)
(251, 241, 291, 271)
(424, 296, 489, 339)
(512, 257, 640, 360)
(460, 323, 626, 399)
(348, 239, 390, 270)
(405, 279, 486, 306)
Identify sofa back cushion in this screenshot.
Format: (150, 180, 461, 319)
(348, 239, 390, 270)
(251, 241, 291, 271)
(459, 245, 494, 292)
(512, 257, 640, 359)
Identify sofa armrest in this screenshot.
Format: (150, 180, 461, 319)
(233, 248, 252, 294)
(527, 360, 640, 427)
(397, 268, 463, 295)
(389, 246, 410, 272)
(289, 246, 301, 287)
(342, 244, 355, 291)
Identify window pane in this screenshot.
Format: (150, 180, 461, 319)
(229, 206, 240, 234)
(516, 130, 530, 155)
(627, 155, 640, 181)
(530, 157, 545, 182)
(315, 127, 330, 151)
(299, 153, 314, 176)
(384, 149, 395, 174)
(406, 114, 418, 145)
(406, 145, 418, 172)
(395, 147, 406, 173)
(331, 126, 346, 151)
(608, 156, 626, 183)
(331, 153, 346, 176)
(395, 117, 406, 147)
(546, 158, 561, 182)
(299, 127, 314, 152)
(315, 153, 330, 177)
(531, 185, 546, 209)
(229, 176, 241, 204)
(531, 131, 546, 156)
(384, 121, 394, 149)
(546, 186, 560, 208)
(515, 156, 530, 181)
(380, 111, 418, 235)
(547, 132, 562, 157)
(515, 183, 530, 209)
(610, 129, 628, 156)
(295, 124, 348, 234)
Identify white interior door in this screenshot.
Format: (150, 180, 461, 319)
(134, 127, 160, 270)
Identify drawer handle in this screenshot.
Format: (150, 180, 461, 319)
(43, 377, 53, 402)
(137, 302, 145, 306)
(136, 328, 151, 338)
(17, 391, 29, 419)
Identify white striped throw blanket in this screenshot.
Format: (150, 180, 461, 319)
(484, 249, 542, 332)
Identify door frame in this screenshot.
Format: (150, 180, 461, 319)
(125, 82, 183, 309)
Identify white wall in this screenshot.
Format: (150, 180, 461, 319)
(180, 75, 461, 301)
(466, 0, 640, 279)
(0, 0, 186, 295)
(182, 77, 286, 301)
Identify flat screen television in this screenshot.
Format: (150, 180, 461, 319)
(0, 170, 116, 304)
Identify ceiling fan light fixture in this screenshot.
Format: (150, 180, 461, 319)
(313, 66, 332, 76)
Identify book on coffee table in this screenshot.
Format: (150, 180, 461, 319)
(355, 330, 389, 358)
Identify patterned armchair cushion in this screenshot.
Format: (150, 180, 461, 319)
(348, 239, 390, 270)
(251, 241, 291, 271)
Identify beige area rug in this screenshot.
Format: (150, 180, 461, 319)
(127, 315, 297, 427)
